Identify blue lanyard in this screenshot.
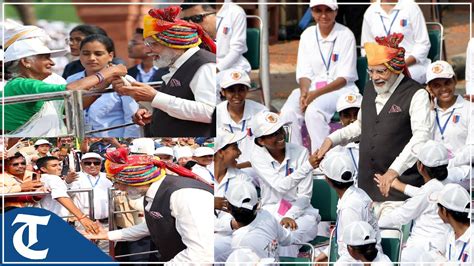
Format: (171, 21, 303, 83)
(87, 175, 100, 188)
(334, 215, 339, 241)
(380, 10, 400, 36)
(216, 16, 224, 35)
(348, 147, 358, 171)
(435, 108, 456, 140)
(224, 179, 230, 193)
(285, 160, 292, 176)
(207, 168, 215, 182)
(228, 120, 246, 133)
(449, 240, 469, 261)
(315, 28, 336, 76)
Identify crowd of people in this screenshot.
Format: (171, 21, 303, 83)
(0, 0, 473, 264)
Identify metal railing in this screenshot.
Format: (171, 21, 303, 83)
(3, 81, 162, 138)
(3, 188, 95, 219)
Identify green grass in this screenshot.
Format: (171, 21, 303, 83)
(4, 0, 81, 23)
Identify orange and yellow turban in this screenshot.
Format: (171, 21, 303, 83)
(143, 6, 216, 54)
(364, 33, 410, 77)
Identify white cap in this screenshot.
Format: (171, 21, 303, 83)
(34, 139, 52, 147)
(429, 183, 470, 213)
(154, 146, 175, 157)
(252, 112, 289, 138)
(226, 181, 258, 210)
(81, 152, 103, 161)
(214, 128, 246, 152)
(309, 0, 338, 10)
(193, 147, 214, 157)
(129, 138, 155, 155)
(417, 140, 449, 167)
(336, 91, 362, 112)
(426, 60, 455, 83)
(320, 151, 356, 183)
(3, 20, 67, 63)
(219, 69, 251, 89)
(342, 221, 377, 246)
(175, 146, 193, 160)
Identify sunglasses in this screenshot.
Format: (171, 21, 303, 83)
(11, 161, 27, 167)
(182, 12, 216, 23)
(83, 161, 101, 166)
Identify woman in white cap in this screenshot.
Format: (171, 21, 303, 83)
(251, 112, 320, 257)
(216, 69, 268, 171)
(66, 34, 139, 137)
(375, 140, 450, 262)
(432, 183, 471, 262)
(426, 60, 473, 186)
(280, 0, 359, 152)
(2, 23, 127, 136)
(342, 221, 392, 264)
(316, 151, 382, 263)
(214, 129, 252, 262)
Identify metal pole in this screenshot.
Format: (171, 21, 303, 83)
(108, 188, 115, 258)
(71, 90, 85, 139)
(87, 188, 95, 220)
(258, 0, 271, 108)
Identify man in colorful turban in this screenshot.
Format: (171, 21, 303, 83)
(316, 32, 432, 221)
(113, 6, 216, 137)
(84, 148, 213, 262)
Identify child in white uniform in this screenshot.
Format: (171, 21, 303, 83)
(251, 112, 321, 257)
(431, 183, 471, 263)
(340, 221, 392, 265)
(191, 146, 215, 184)
(376, 140, 450, 262)
(214, 129, 252, 262)
(315, 152, 382, 263)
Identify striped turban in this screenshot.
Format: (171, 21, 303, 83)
(105, 148, 213, 187)
(364, 33, 411, 77)
(143, 6, 216, 54)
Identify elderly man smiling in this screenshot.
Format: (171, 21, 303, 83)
(318, 33, 432, 220)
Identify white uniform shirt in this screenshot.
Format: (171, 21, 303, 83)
(432, 95, 474, 156)
(69, 172, 112, 220)
(37, 174, 70, 218)
(466, 38, 474, 94)
(445, 227, 471, 262)
(379, 179, 449, 253)
(108, 177, 213, 263)
(296, 23, 358, 92)
(217, 99, 268, 163)
(215, 167, 252, 234)
(328, 74, 432, 175)
(251, 143, 318, 220)
(191, 164, 214, 185)
(335, 252, 393, 266)
(152, 46, 216, 123)
(361, 1, 430, 65)
(327, 186, 382, 260)
(216, 3, 251, 73)
(231, 209, 294, 260)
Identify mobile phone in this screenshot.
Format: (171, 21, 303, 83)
(31, 172, 39, 181)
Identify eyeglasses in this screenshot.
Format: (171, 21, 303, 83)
(182, 12, 216, 23)
(11, 161, 27, 167)
(65, 37, 84, 45)
(367, 68, 390, 76)
(83, 161, 101, 166)
(144, 39, 161, 49)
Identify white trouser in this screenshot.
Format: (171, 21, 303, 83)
(373, 201, 404, 238)
(280, 87, 354, 152)
(214, 233, 232, 263)
(401, 236, 447, 263)
(278, 214, 319, 257)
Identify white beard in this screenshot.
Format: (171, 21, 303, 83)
(373, 74, 398, 95)
(152, 48, 177, 68)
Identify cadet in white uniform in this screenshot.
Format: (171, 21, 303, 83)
(191, 147, 215, 184)
(216, 69, 268, 180)
(213, 129, 252, 262)
(466, 38, 474, 95)
(361, 0, 431, 84)
(315, 152, 382, 263)
(376, 140, 450, 262)
(280, 0, 358, 152)
(251, 112, 321, 257)
(431, 183, 471, 263)
(340, 221, 392, 265)
(227, 180, 296, 261)
(216, 2, 251, 73)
